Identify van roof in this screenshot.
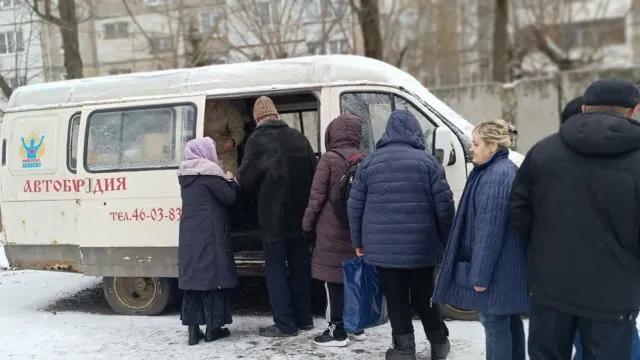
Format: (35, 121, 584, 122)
(7, 55, 413, 110)
(5, 55, 473, 134)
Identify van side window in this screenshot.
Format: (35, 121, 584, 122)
(340, 92, 437, 153)
(85, 104, 196, 172)
(280, 110, 320, 153)
(394, 97, 436, 152)
(67, 114, 81, 172)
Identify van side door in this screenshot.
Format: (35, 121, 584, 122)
(74, 95, 205, 277)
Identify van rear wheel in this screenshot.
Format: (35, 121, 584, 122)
(103, 276, 173, 316)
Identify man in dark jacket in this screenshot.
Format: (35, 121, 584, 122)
(509, 78, 640, 360)
(236, 96, 317, 338)
(348, 110, 455, 360)
(560, 96, 584, 124)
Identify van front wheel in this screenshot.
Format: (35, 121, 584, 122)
(103, 276, 173, 316)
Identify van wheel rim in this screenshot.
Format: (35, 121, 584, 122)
(113, 277, 157, 310)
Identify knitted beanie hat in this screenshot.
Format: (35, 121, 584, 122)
(253, 96, 279, 120)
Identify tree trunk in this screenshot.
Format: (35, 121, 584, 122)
(354, 0, 383, 60)
(58, 0, 83, 79)
(492, 0, 508, 82)
(0, 77, 13, 99)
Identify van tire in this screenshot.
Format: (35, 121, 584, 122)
(433, 266, 479, 321)
(103, 276, 173, 316)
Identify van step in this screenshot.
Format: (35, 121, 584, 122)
(235, 251, 264, 276)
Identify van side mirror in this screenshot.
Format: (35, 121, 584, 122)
(432, 127, 453, 165)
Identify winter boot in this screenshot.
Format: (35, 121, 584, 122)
(187, 326, 202, 346)
(430, 338, 451, 360)
(385, 333, 417, 360)
(205, 327, 231, 342)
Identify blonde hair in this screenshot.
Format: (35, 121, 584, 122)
(472, 119, 515, 149)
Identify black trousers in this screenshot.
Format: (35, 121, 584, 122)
(377, 266, 449, 343)
(263, 235, 313, 334)
(529, 302, 637, 360)
(325, 282, 345, 330)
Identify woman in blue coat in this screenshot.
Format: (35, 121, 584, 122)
(433, 119, 529, 360)
(178, 137, 239, 346)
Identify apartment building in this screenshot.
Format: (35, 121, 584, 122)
(513, 0, 632, 75)
(0, 0, 46, 103)
(38, 0, 356, 80)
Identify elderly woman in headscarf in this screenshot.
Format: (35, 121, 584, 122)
(177, 137, 239, 346)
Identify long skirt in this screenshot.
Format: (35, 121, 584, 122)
(180, 289, 233, 329)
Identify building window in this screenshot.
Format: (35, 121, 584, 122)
(150, 36, 173, 53)
(108, 68, 132, 75)
(256, 1, 272, 26)
(304, 0, 321, 20)
(328, 39, 349, 54)
(85, 104, 196, 172)
(0, 31, 23, 54)
(0, 0, 17, 8)
(104, 22, 129, 40)
(200, 10, 223, 34)
(67, 114, 81, 172)
(307, 41, 321, 55)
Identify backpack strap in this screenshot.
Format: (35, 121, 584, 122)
(327, 149, 347, 161)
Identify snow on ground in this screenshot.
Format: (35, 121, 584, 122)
(0, 270, 490, 359)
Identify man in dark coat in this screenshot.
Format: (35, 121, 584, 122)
(509, 78, 640, 360)
(302, 114, 364, 347)
(236, 96, 317, 338)
(348, 110, 455, 360)
(560, 96, 584, 124)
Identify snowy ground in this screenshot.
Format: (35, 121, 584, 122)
(0, 269, 495, 359)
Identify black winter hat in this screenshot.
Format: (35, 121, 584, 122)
(561, 96, 584, 124)
(583, 78, 640, 109)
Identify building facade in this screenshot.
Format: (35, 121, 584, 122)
(0, 0, 46, 105)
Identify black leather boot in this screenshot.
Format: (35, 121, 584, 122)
(188, 326, 201, 346)
(205, 327, 231, 342)
(385, 333, 417, 360)
(430, 338, 451, 360)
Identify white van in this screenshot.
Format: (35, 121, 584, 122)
(0, 55, 522, 318)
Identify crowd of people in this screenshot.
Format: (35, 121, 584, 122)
(175, 77, 640, 360)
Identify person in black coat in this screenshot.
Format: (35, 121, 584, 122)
(560, 96, 584, 124)
(236, 96, 317, 338)
(509, 79, 640, 360)
(178, 137, 238, 346)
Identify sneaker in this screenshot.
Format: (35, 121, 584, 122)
(349, 330, 367, 341)
(258, 324, 298, 338)
(313, 324, 349, 347)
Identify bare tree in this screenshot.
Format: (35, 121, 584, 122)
(0, 4, 45, 99)
(225, 0, 353, 61)
(349, 0, 383, 60)
(26, 0, 84, 79)
(509, 0, 622, 79)
(493, 0, 508, 82)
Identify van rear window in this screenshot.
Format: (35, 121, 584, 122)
(84, 103, 196, 172)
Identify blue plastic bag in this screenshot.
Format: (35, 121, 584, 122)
(342, 257, 388, 333)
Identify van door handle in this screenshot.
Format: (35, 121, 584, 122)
(85, 178, 93, 193)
